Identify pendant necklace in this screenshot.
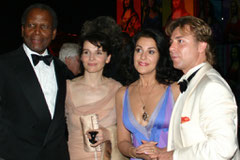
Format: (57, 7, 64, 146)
(138, 82, 156, 121)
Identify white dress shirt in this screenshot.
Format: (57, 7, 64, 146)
(23, 44, 58, 119)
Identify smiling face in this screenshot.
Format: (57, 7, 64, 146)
(134, 37, 160, 76)
(81, 41, 111, 74)
(169, 26, 206, 74)
(21, 8, 56, 54)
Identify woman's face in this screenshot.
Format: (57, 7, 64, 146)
(124, 0, 130, 8)
(134, 37, 160, 76)
(81, 41, 111, 74)
(172, 0, 181, 9)
(148, 0, 155, 8)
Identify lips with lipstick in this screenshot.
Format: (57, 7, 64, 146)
(87, 63, 97, 66)
(138, 61, 149, 66)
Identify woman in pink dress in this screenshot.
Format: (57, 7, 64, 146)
(65, 32, 127, 160)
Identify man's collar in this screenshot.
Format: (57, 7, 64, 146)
(23, 43, 48, 57)
(178, 63, 206, 83)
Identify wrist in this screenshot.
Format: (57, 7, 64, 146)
(128, 146, 137, 158)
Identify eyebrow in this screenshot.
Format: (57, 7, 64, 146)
(136, 45, 156, 49)
(175, 36, 184, 39)
(148, 47, 157, 50)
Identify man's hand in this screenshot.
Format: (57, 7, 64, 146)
(155, 149, 173, 160)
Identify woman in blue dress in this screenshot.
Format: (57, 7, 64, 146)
(116, 28, 181, 159)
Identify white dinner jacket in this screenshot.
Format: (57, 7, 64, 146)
(167, 63, 240, 160)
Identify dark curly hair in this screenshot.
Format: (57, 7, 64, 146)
(123, 28, 182, 85)
(78, 32, 112, 77)
(80, 16, 122, 52)
(80, 16, 125, 81)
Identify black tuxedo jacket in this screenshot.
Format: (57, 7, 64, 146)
(0, 46, 70, 160)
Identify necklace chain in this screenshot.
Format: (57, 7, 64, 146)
(138, 82, 156, 121)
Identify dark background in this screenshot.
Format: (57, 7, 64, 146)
(1, 0, 116, 54)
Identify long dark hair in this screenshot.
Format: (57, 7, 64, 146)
(123, 28, 182, 85)
(121, 0, 138, 20)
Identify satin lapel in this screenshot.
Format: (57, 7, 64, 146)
(14, 47, 51, 125)
(181, 63, 212, 116)
(186, 63, 212, 99)
(53, 57, 66, 120)
(43, 57, 66, 145)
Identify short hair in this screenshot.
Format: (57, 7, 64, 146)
(165, 16, 215, 65)
(21, 3, 58, 29)
(80, 16, 123, 80)
(59, 43, 80, 62)
(79, 32, 112, 76)
(79, 32, 112, 56)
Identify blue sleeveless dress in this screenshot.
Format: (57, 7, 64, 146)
(122, 86, 174, 160)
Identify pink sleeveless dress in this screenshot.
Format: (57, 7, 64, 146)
(65, 78, 122, 160)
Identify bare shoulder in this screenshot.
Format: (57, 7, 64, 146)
(71, 76, 83, 83)
(116, 86, 127, 98)
(66, 76, 85, 91)
(170, 82, 180, 102)
(107, 78, 123, 88)
(116, 81, 137, 97)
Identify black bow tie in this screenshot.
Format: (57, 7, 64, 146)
(178, 69, 199, 93)
(31, 54, 53, 66)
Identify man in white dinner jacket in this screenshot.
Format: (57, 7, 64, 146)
(155, 16, 240, 160)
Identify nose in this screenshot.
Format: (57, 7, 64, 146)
(34, 26, 40, 34)
(89, 53, 95, 60)
(169, 42, 175, 53)
(140, 52, 146, 60)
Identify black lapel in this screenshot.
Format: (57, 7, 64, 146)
(52, 57, 66, 121)
(43, 57, 66, 145)
(13, 47, 51, 126)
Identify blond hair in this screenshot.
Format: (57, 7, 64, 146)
(165, 16, 215, 65)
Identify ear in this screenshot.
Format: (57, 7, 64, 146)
(21, 25, 24, 37)
(198, 42, 207, 54)
(65, 57, 70, 64)
(105, 54, 111, 64)
(52, 29, 57, 40)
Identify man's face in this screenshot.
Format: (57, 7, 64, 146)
(21, 8, 56, 54)
(169, 26, 205, 74)
(66, 56, 81, 76)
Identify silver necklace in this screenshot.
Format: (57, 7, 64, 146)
(138, 82, 156, 121)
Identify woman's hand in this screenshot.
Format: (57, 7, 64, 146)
(87, 127, 110, 147)
(135, 140, 160, 159)
(129, 146, 154, 160)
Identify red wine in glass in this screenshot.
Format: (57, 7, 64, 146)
(89, 131, 98, 144)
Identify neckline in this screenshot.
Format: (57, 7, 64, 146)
(126, 86, 170, 128)
(67, 78, 116, 109)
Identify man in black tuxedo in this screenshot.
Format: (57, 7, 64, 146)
(0, 3, 70, 160)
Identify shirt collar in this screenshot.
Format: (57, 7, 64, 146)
(178, 63, 206, 83)
(23, 43, 49, 66)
